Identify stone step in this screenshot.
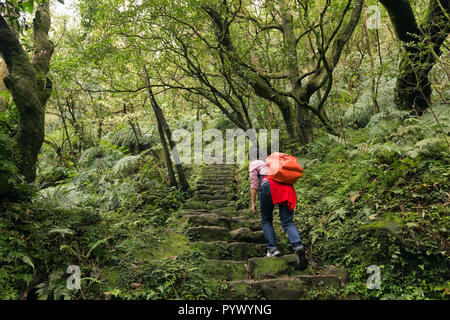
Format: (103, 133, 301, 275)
(230, 228, 265, 243)
(228, 218, 262, 231)
(199, 178, 236, 183)
(201, 166, 235, 172)
(193, 193, 235, 201)
(247, 256, 291, 280)
(181, 214, 231, 228)
(194, 241, 266, 260)
(206, 260, 248, 281)
(178, 209, 209, 216)
(201, 172, 235, 177)
(186, 226, 265, 244)
(184, 199, 208, 210)
(210, 208, 239, 217)
(195, 185, 235, 193)
(197, 177, 235, 183)
(197, 178, 235, 183)
(192, 193, 233, 201)
(207, 200, 236, 210)
(225, 275, 341, 300)
(181, 214, 261, 231)
(187, 226, 231, 241)
(194, 192, 235, 200)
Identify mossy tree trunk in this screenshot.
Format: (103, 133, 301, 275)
(0, 1, 54, 184)
(379, 0, 450, 115)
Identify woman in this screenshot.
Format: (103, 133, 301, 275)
(249, 150, 307, 270)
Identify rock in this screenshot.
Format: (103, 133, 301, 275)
(292, 274, 341, 289)
(226, 278, 305, 300)
(184, 199, 207, 210)
(181, 214, 221, 226)
(228, 218, 261, 231)
(227, 242, 266, 260)
(248, 256, 290, 280)
(194, 241, 266, 260)
(230, 228, 265, 243)
(226, 274, 341, 300)
(207, 200, 235, 210)
(186, 226, 231, 241)
(230, 227, 253, 241)
(322, 265, 349, 283)
(206, 260, 248, 281)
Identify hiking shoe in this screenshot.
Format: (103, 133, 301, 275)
(266, 248, 281, 258)
(294, 245, 308, 270)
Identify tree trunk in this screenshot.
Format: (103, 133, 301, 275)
(0, 2, 54, 183)
(141, 65, 178, 187)
(156, 105, 190, 190)
(280, 6, 314, 146)
(379, 0, 450, 115)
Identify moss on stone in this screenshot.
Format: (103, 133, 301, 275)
(206, 260, 248, 281)
(249, 257, 290, 279)
(135, 232, 192, 261)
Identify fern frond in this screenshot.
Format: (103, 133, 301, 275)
(327, 134, 346, 145)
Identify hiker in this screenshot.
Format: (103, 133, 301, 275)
(249, 150, 307, 270)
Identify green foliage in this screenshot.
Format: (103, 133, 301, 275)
(0, 132, 28, 199)
(290, 112, 449, 300)
(110, 252, 224, 300)
(0, 200, 106, 300)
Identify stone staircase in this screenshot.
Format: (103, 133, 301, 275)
(179, 164, 348, 300)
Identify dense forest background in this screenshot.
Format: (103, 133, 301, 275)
(0, 0, 448, 300)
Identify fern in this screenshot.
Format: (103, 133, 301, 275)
(48, 228, 75, 237)
(38, 185, 88, 209)
(326, 133, 346, 145)
(111, 155, 141, 177)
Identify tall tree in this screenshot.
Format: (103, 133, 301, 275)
(200, 0, 364, 146)
(379, 0, 450, 115)
(0, 1, 54, 183)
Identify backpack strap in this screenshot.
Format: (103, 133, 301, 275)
(257, 173, 268, 189)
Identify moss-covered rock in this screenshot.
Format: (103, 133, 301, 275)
(248, 256, 290, 279)
(187, 226, 231, 241)
(230, 227, 265, 243)
(211, 207, 238, 217)
(194, 241, 265, 260)
(207, 200, 236, 210)
(184, 199, 207, 210)
(206, 260, 248, 281)
(226, 278, 306, 300)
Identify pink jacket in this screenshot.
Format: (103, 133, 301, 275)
(249, 160, 268, 189)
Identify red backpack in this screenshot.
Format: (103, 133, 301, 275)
(266, 152, 303, 185)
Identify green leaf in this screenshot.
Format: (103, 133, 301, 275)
(24, 1, 35, 14)
(58, 0, 65, 4)
(60, 244, 81, 260)
(21, 255, 35, 270)
(48, 227, 75, 237)
(86, 237, 112, 258)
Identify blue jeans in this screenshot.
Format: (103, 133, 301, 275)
(259, 180, 303, 250)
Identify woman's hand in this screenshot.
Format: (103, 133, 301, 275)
(251, 204, 258, 215)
